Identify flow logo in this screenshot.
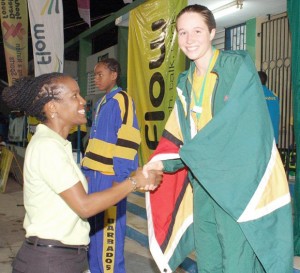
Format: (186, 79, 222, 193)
(41, 0, 60, 15)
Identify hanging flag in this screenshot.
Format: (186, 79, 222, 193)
(27, 0, 64, 76)
(127, 0, 186, 165)
(0, 0, 28, 86)
(77, 0, 91, 27)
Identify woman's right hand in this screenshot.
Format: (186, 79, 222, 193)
(132, 167, 163, 191)
(142, 160, 164, 179)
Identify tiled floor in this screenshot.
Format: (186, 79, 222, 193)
(1, 175, 299, 273)
(0, 177, 183, 273)
(0, 178, 25, 273)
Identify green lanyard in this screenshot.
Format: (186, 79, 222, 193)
(191, 50, 215, 120)
(95, 85, 119, 123)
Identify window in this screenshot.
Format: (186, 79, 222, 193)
(225, 23, 246, 50)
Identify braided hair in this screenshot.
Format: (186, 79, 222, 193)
(1, 72, 65, 122)
(96, 58, 121, 86)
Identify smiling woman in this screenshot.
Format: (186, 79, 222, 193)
(0, 72, 162, 273)
(143, 4, 293, 273)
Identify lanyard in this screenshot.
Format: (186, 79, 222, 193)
(191, 49, 215, 120)
(92, 86, 119, 136)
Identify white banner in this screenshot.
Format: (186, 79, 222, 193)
(27, 0, 64, 76)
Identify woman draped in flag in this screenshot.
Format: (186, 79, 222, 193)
(143, 4, 293, 273)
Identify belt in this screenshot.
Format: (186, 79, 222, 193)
(25, 238, 89, 252)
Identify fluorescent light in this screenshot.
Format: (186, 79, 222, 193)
(212, 0, 243, 19)
(214, 6, 240, 19)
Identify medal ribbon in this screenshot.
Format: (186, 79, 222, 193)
(191, 48, 216, 120)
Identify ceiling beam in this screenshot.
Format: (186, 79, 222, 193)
(65, 0, 146, 51)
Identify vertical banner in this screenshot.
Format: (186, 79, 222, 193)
(0, 0, 28, 86)
(127, 0, 187, 165)
(27, 0, 64, 140)
(27, 0, 64, 76)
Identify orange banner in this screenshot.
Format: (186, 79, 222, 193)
(0, 0, 28, 86)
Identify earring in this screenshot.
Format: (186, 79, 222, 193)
(51, 113, 55, 119)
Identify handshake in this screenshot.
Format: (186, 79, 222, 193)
(130, 160, 164, 192)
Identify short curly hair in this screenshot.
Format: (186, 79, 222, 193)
(1, 72, 66, 122)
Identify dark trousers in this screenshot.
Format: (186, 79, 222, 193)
(12, 237, 89, 273)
